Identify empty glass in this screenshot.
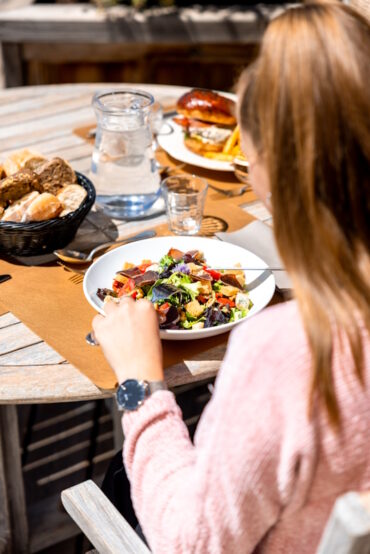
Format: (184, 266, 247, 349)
(91, 89, 160, 220)
(161, 175, 208, 235)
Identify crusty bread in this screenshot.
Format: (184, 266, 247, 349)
(177, 89, 236, 126)
(0, 165, 6, 180)
(0, 170, 42, 205)
(23, 157, 46, 172)
(36, 158, 77, 195)
(24, 192, 62, 222)
(57, 184, 87, 217)
(3, 149, 45, 176)
(2, 191, 40, 222)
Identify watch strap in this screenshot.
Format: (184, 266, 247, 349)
(148, 380, 168, 394)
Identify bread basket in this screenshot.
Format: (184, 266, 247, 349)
(0, 172, 96, 256)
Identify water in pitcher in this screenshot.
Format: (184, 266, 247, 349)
(91, 90, 160, 219)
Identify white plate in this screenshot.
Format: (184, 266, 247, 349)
(157, 117, 234, 173)
(83, 236, 275, 340)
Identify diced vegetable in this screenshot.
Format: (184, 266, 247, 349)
(203, 267, 221, 280)
(138, 263, 152, 273)
(216, 295, 236, 308)
(230, 307, 249, 322)
(98, 248, 251, 331)
(213, 281, 223, 292)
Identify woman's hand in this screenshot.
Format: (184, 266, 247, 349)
(92, 298, 164, 385)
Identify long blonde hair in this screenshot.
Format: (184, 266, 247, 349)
(238, 2, 370, 426)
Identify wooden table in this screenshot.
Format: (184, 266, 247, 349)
(0, 83, 271, 553)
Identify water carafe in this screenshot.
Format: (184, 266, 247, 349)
(91, 89, 160, 219)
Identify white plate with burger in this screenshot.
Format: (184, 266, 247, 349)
(157, 89, 238, 172)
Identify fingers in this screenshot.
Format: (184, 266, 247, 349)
(103, 300, 119, 315)
(92, 313, 103, 334)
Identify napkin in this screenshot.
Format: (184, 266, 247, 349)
(216, 220, 292, 292)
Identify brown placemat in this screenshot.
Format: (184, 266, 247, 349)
(0, 124, 256, 391)
(0, 206, 253, 391)
(0, 256, 234, 391)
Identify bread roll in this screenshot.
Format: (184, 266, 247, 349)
(3, 149, 45, 176)
(2, 191, 40, 222)
(0, 170, 42, 205)
(23, 157, 46, 172)
(36, 158, 77, 195)
(57, 184, 87, 217)
(24, 193, 62, 222)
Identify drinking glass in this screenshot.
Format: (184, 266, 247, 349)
(91, 89, 160, 220)
(161, 175, 208, 235)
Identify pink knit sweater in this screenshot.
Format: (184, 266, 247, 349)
(122, 301, 370, 553)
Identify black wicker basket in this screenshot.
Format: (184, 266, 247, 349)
(0, 172, 96, 256)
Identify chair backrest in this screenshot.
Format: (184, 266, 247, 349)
(61, 480, 150, 554)
(62, 481, 370, 554)
(316, 492, 370, 554)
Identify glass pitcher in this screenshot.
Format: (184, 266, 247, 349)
(91, 89, 160, 219)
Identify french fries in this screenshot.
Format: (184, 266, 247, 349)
(201, 123, 248, 163)
(204, 152, 234, 162)
(223, 125, 240, 155)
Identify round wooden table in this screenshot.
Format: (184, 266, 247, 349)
(0, 83, 272, 553)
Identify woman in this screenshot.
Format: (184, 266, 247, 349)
(93, 3, 370, 552)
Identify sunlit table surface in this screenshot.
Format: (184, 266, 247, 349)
(0, 83, 271, 553)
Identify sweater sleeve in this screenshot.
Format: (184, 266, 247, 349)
(122, 308, 315, 553)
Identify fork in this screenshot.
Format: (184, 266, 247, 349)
(68, 274, 84, 285)
(57, 262, 85, 285)
(208, 183, 249, 197)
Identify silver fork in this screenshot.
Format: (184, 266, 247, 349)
(69, 274, 84, 285)
(57, 262, 85, 285)
(208, 183, 250, 197)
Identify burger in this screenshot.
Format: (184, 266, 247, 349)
(173, 88, 236, 157)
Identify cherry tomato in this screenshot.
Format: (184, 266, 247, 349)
(113, 279, 124, 291)
(158, 302, 170, 313)
(204, 267, 221, 280)
(117, 278, 136, 296)
(217, 296, 235, 308)
(138, 263, 152, 273)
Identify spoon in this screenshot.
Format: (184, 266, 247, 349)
(54, 230, 156, 264)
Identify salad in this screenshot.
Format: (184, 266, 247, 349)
(96, 247, 253, 330)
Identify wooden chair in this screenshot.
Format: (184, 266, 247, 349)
(61, 480, 370, 554)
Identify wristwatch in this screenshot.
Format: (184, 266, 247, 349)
(116, 379, 167, 412)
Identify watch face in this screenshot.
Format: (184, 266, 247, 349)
(117, 379, 146, 411)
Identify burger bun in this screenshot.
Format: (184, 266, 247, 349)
(184, 136, 224, 156)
